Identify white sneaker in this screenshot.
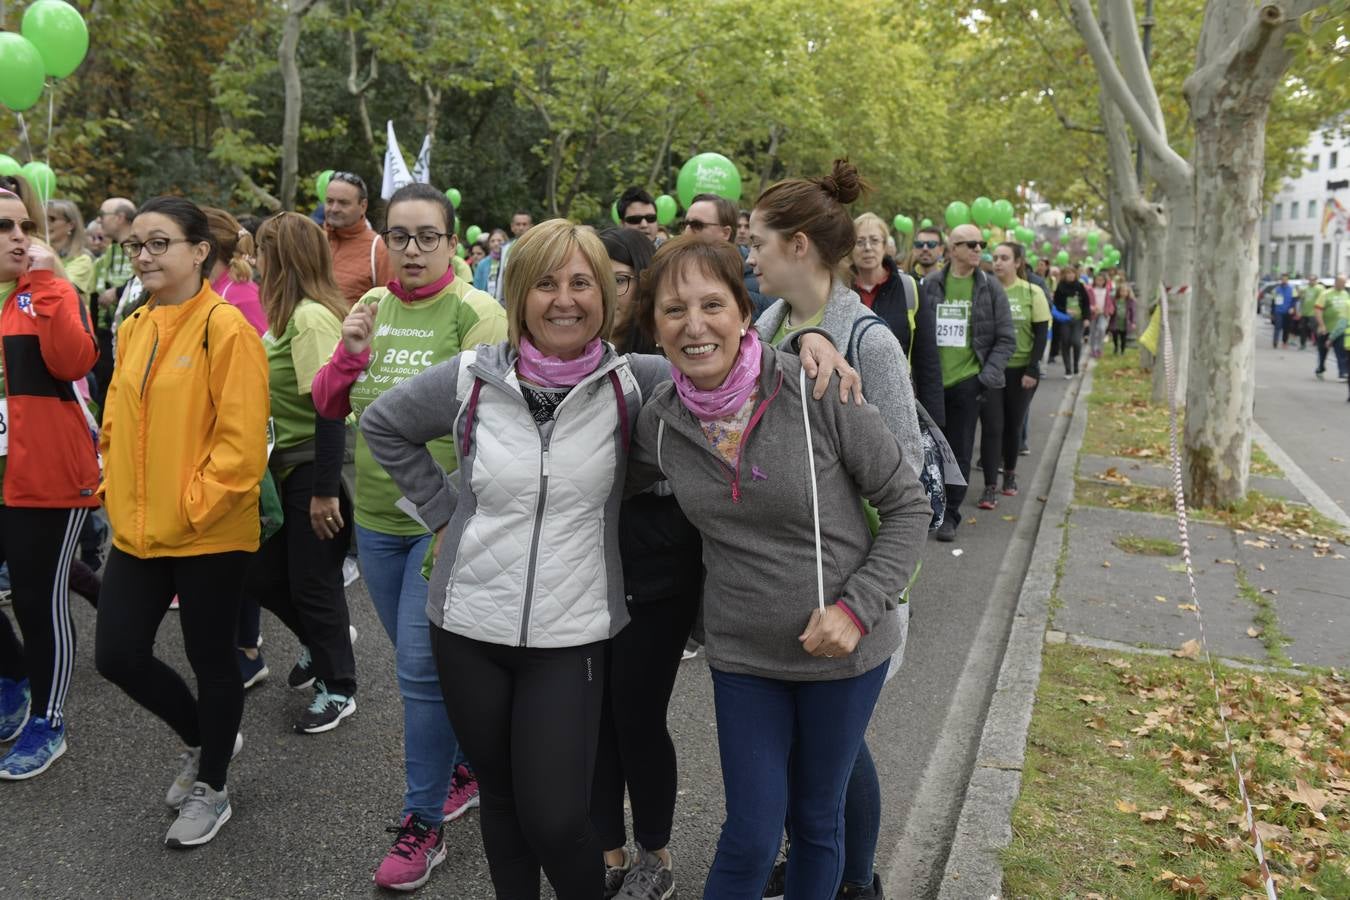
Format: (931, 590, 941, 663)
(166, 732, 244, 809)
(343, 557, 361, 587)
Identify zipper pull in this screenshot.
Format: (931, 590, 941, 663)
(731, 479, 741, 503)
(542, 450, 550, 478)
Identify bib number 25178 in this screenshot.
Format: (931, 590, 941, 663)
(936, 304, 969, 348)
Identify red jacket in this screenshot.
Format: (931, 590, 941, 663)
(2, 269, 101, 508)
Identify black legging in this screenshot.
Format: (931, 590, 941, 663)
(431, 627, 605, 900)
(95, 549, 248, 790)
(243, 462, 356, 696)
(592, 590, 700, 852)
(1056, 319, 1083, 374)
(1110, 329, 1128, 354)
(1001, 367, 1039, 473)
(0, 507, 89, 727)
(943, 376, 1004, 515)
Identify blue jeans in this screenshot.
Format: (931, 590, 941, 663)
(357, 524, 465, 825)
(705, 663, 888, 900)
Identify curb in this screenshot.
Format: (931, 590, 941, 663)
(933, 365, 1095, 900)
(1250, 421, 1350, 532)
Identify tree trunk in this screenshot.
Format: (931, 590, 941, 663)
(277, 0, 317, 211)
(1150, 181, 1195, 404)
(345, 1, 380, 171)
(1181, 0, 1316, 506)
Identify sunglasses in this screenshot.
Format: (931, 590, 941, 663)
(682, 219, 713, 232)
(624, 214, 658, 225)
(0, 217, 38, 237)
(913, 240, 940, 249)
(955, 240, 987, 251)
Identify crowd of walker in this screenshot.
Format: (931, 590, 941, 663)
(0, 156, 1201, 899)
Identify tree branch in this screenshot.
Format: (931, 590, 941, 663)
(1104, 0, 1165, 137)
(1045, 87, 1105, 134)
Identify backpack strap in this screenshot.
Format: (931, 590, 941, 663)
(845, 314, 890, 368)
(607, 370, 631, 453)
(369, 234, 379, 287)
(454, 350, 481, 458)
(656, 419, 666, 477)
(899, 272, 918, 357)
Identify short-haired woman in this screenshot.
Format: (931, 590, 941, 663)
(628, 236, 930, 899)
(94, 196, 270, 847)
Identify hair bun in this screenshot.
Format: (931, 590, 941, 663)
(816, 158, 865, 206)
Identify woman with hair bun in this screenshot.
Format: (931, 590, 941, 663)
(749, 159, 925, 900)
(203, 208, 266, 337)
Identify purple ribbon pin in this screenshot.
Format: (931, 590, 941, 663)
(751, 465, 768, 481)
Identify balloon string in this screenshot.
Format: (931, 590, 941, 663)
(46, 89, 53, 169)
(16, 113, 34, 165)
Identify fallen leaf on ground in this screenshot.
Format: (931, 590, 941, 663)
(1077, 694, 1105, 704)
(1155, 595, 1169, 603)
(1257, 562, 1266, 571)
(1254, 821, 1292, 843)
(1177, 603, 1198, 612)
(1107, 657, 1131, 669)
(1140, 806, 1170, 822)
(1102, 560, 1112, 568)
(1282, 779, 1331, 818)
(1116, 798, 1139, 813)
(1174, 640, 1201, 659)
(1246, 627, 1263, 638)
(1113, 856, 1137, 870)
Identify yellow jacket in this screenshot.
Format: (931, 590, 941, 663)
(100, 281, 270, 558)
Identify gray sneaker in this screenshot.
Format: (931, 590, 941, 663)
(603, 847, 634, 899)
(616, 844, 674, 900)
(165, 732, 244, 809)
(165, 782, 231, 848)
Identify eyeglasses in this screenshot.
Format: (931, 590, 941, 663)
(954, 240, 987, 251)
(382, 229, 451, 252)
(624, 214, 658, 225)
(682, 219, 714, 233)
(913, 240, 940, 249)
(0, 217, 38, 237)
(855, 237, 884, 249)
(616, 273, 636, 296)
(120, 237, 191, 257)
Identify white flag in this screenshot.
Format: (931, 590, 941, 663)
(381, 120, 414, 200)
(413, 134, 432, 185)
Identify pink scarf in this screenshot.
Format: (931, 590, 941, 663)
(388, 266, 454, 303)
(517, 335, 605, 388)
(672, 330, 762, 422)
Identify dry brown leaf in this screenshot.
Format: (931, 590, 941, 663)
(1155, 594, 1169, 603)
(1282, 778, 1331, 817)
(1140, 806, 1170, 822)
(1254, 820, 1292, 843)
(1174, 639, 1202, 659)
(1116, 798, 1139, 814)
(1107, 657, 1132, 669)
(1177, 603, 1198, 612)
(1113, 856, 1138, 870)
(1102, 560, 1112, 568)
(1246, 627, 1263, 638)
(1107, 740, 1126, 750)
(1077, 694, 1105, 704)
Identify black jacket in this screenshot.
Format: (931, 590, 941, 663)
(859, 257, 945, 428)
(618, 491, 703, 605)
(918, 266, 1017, 390)
(1053, 279, 1092, 320)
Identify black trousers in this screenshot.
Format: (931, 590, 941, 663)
(243, 463, 355, 695)
(591, 590, 700, 852)
(95, 548, 248, 790)
(1111, 329, 1128, 354)
(1056, 319, 1083, 374)
(1001, 367, 1038, 473)
(0, 506, 88, 727)
(432, 627, 605, 900)
(943, 376, 1003, 517)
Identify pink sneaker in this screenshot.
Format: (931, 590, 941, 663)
(374, 815, 446, 891)
(443, 764, 480, 821)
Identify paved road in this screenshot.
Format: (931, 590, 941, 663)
(1252, 328, 1350, 517)
(0, 378, 1069, 900)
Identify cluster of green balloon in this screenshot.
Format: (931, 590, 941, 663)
(892, 215, 914, 235)
(676, 153, 742, 209)
(1013, 226, 1035, 245)
(0, 155, 56, 202)
(947, 197, 1017, 230)
(0, 1, 89, 112)
(1086, 231, 1101, 253)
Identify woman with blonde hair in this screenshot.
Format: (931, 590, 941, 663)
(45, 199, 94, 299)
(241, 211, 357, 732)
(203, 207, 266, 337)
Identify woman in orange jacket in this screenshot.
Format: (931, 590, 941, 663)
(93, 196, 269, 849)
(0, 189, 101, 782)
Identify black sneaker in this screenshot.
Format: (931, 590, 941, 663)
(935, 517, 958, 543)
(604, 848, 633, 899)
(762, 858, 786, 899)
(838, 873, 885, 899)
(1002, 473, 1019, 496)
(294, 682, 356, 734)
(287, 645, 315, 691)
(977, 485, 999, 509)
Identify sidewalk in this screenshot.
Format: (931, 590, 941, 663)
(938, 351, 1350, 898)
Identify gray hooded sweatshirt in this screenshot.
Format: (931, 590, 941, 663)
(628, 343, 931, 681)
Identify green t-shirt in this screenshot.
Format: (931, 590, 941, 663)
(769, 305, 827, 346)
(62, 252, 95, 297)
(349, 278, 508, 535)
(265, 300, 344, 452)
(938, 274, 981, 388)
(1005, 279, 1052, 369)
(1316, 289, 1350, 336)
(1299, 284, 1322, 318)
(0, 279, 12, 504)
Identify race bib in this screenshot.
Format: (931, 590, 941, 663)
(0, 398, 8, 457)
(936, 303, 970, 348)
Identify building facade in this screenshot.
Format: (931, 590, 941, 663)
(1259, 124, 1350, 279)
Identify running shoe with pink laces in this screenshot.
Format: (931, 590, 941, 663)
(374, 814, 446, 891)
(442, 763, 480, 821)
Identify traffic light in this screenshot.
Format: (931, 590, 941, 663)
(1064, 212, 1073, 225)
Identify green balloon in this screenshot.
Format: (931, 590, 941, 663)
(655, 194, 678, 227)
(0, 155, 21, 177)
(944, 201, 970, 229)
(1040, 241, 1053, 254)
(676, 152, 742, 209)
(893, 214, 913, 235)
(1055, 250, 1070, 266)
(21, 161, 55, 202)
(445, 188, 462, 208)
(1026, 253, 1039, 266)
(21, 0, 89, 79)
(1086, 232, 1100, 252)
(970, 196, 993, 227)
(455, 243, 467, 259)
(611, 201, 620, 226)
(920, 218, 933, 230)
(466, 225, 482, 245)
(981, 228, 992, 241)
(1102, 243, 1116, 257)
(315, 169, 335, 199)
(0, 33, 46, 112)
(992, 199, 1015, 229)
(1015, 226, 1035, 245)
